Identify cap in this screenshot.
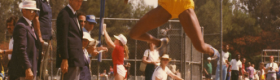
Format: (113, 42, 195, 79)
(86, 15, 97, 24)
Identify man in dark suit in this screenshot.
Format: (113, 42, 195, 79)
(56, 0, 84, 80)
(8, 1, 41, 80)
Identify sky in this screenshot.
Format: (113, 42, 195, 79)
(143, 0, 158, 8)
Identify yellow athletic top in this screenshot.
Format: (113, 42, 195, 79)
(158, 0, 195, 19)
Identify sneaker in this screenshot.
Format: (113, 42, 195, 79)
(156, 38, 169, 55)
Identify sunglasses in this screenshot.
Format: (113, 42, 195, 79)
(79, 20, 86, 23)
(26, 9, 37, 13)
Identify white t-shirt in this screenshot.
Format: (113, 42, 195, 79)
(8, 38, 14, 60)
(265, 62, 278, 72)
(230, 59, 242, 70)
(143, 49, 160, 66)
(217, 51, 229, 65)
(152, 66, 172, 80)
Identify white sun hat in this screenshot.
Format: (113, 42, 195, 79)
(19, 0, 40, 11)
(114, 34, 127, 45)
(83, 32, 94, 41)
(160, 54, 172, 61)
(207, 57, 212, 60)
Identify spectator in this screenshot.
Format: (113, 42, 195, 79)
(142, 42, 160, 80)
(151, 54, 183, 80)
(56, 0, 85, 79)
(226, 45, 232, 80)
(277, 63, 280, 80)
(100, 70, 109, 80)
(168, 60, 177, 80)
(258, 62, 266, 80)
(240, 58, 247, 80)
(77, 12, 86, 28)
(108, 66, 114, 80)
(252, 64, 259, 80)
(83, 15, 97, 33)
(0, 16, 18, 79)
(246, 62, 254, 80)
(214, 44, 230, 80)
(265, 56, 279, 80)
(8, 1, 41, 80)
(124, 62, 131, 79)
(204, 57, 212, 80)
(230, 54, 242, 80)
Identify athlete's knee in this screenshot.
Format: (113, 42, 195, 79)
(129, 31, 138, 39)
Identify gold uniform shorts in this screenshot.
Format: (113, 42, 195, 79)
(158, 0, 195, 19)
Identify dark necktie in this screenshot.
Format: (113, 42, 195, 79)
(31, 26, 37, 40)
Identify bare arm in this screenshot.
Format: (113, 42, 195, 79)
(0, 49, 12, 54)
(204, 68, 208, 75)
(33, 15, 44, 44)
(168, 72, 183, 80)
(103, 24, 115, 48)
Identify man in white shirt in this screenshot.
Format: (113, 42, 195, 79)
(152, 54, 183, 80)
(230, 54, 242, 80)
(214, 44, 230, 80)
(265, 56, 278, 80)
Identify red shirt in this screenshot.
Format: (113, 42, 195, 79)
(242, 63, 245, 74)
(112, 45, 124, 65)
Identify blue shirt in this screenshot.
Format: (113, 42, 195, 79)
(36, 0, 52, 40)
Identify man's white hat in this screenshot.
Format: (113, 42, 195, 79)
(83, 32, 94, 41)
(207, 57, 212, 60)
(114, 34, 127, 45)
(160, 54, 172, 61)
(19, 0, 40, 11)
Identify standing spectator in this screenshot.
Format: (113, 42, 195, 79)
(77, 12, 86, 28)
(246, 62, 254, 80)
(100, 70, 109, 80)
(108, 66, 114, 80)
(8, 1, 41, 80)
(277, 63, 280, 80)
(151, 54, 183, 80)
(252, 64, 259, 80)
(33, 0, 53, 78)
(214, 44, 230, 80)
(56, 0, 84, 80)
(142, 42, 160, 80)
(226, 45, 232, 80)
(168, 60, 177, 80)
(265, 56, 279, 80)
(124, 62, 131, 79)
(80, 32, 108, 80)
(204, 57, 212, 80)
(83, 15, 97, 33)
(0, 16, 18, 79)
(240, 58, 247, 80)
(80, 15, 98, 80)
(230, 54, 242, 80)
(258, 62, 266, 80)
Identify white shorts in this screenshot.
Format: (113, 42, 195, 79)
(116, 65, 127, 77)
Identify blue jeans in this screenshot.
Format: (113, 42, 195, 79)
(215, 64, 227, 80)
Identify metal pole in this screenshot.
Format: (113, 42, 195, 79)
(220, 0, 223, 79)
(97, 0, 105, 79)
(134, 40, 137, 80)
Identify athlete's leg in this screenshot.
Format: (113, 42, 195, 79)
(114, 73, 124, 80)
(129, 6, 171, 46)
(178, 9, 214, 55)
